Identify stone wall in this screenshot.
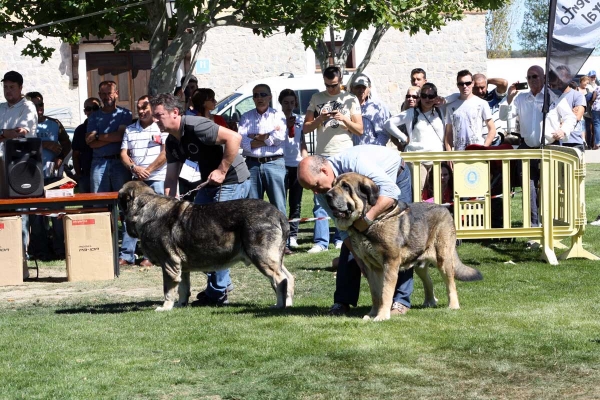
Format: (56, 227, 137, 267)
(0, 36, 80, 126)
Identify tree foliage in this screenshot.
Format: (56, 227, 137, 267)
(517, 0, 549, 56)
(486, 2, 516, 58)
(262, 0, 508, 80)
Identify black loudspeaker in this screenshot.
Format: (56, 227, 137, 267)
(0, 137, 44, 198)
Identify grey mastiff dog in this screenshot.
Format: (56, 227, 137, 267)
(326, 172, 482, 321)
(118, 181, 294, 311)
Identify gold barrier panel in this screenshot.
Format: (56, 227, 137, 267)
(400, 146, 598, 265)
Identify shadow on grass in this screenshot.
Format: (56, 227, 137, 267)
(56, 300, 163, 314)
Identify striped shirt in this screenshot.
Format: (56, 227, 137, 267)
(121, 121, 168, 181)
(239, 107, 286, 158)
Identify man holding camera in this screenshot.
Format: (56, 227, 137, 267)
(507, 65, 577, 227)
(302, 66, 363, 253)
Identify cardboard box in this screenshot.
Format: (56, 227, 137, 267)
(45, 188, 75, 198)
(64, 213, 114, 282)
(0, 216, 24, 286)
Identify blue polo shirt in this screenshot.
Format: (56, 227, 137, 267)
(87, 106, 133, 157)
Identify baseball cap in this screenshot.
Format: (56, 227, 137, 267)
(2, 71, 23, 85)
(588, 70, 597, 77)
(352, 74, 371, 87)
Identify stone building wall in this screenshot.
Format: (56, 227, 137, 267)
(0, 36, 80, 126)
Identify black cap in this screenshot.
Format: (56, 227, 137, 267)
(2, 71, 23, 85)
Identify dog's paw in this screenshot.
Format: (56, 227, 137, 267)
(155, 301, 175, 312)
(372, 314, 391, 322)
(422, 297, 438, 308)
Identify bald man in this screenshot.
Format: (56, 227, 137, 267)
(298, 145, 413, 316)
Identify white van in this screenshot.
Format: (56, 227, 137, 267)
(214, 72, 351, 153)
(215, 73, 327, 121)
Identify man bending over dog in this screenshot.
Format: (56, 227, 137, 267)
(150, 93, 251, 306)
(297, 144, 414, 316)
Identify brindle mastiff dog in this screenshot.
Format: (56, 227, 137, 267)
(118, 181, 294, 311)
(326, 172, 482, 321)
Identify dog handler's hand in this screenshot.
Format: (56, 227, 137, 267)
(353, 217, 371, 233)
(206, 169, 226, 186)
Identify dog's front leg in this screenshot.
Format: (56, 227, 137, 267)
(156, 267, 180, 312)
(362, 266, 384, 320)
(371, 262, 399, 322)
(176, 271, 191, 308)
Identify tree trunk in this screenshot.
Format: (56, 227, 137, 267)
(349, 24, 389, 85)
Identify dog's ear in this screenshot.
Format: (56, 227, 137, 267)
(358, 178, 379, 206)
(118, 190, 131, 214)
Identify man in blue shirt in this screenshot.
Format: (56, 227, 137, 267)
(85, 81, 133, 266)
(297, 145, 414, 316)
(350, 74, 390, 146)
(472, 74, 509, 114)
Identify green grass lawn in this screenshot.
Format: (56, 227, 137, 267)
(2, 167, 600, 399)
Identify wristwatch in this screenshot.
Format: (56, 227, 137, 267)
(363, 215, 374, 227)
(130, 164, 135, 172)
(95, 132, 100, 141)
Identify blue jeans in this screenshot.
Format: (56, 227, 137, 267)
(119, 180, 165, 263)
(313, 195, 342, 248)
(194, 179, 251, 299)
(285, 166, 303, 240)
(334, 164, 415, 308)
(78, 175, 91, 194)
(91, 158, 135, 262)
(246, 157, 287, 216)
(592, 110, 600, 146)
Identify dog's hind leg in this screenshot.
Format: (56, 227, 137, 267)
(176, 271, 191, 307)
(414, 263, 438, 308)
(436, 256, 459, 309)
(280, 264, 295, 307)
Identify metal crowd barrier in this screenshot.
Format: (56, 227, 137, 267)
(401, 146, 598, 265)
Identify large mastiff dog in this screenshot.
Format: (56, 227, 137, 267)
(118, 181, 294, 311)
(326, 172, 482, 321)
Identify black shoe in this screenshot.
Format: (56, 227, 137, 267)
(196, 284, 234, 300)
(191, 291, 229, 307)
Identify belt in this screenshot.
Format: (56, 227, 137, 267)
(247, 155, 283, 164)
(95, 154, 120, 160)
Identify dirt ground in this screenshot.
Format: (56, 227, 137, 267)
(0, 263, 162, 307)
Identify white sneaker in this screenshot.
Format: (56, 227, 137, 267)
(307, 244, 327, 254)
(289, 237, 299, 248)
(590, 215, 600, 226)
(335, 241, 343, 249)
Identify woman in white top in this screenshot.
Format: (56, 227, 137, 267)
(384, 82, 446, 192)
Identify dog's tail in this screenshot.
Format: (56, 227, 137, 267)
(453, 251, 483, 281)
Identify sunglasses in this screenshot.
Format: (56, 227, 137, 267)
(325, 83, 340, 89)
(84, 105, 100, 112)
(420, 93, 437, 100)
(526, 74, 539, 80)
(405, 95, 419, 100)
(253, 92, 270, 98)
(457, 81, 473, 87)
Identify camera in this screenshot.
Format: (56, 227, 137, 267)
(515, 82, 529, 91)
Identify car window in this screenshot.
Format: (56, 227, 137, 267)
(235, 96, 256, 116)
(215, 92, 241, 113)
(296, 89, 318, 116)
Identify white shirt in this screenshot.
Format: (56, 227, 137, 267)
(510, 88, 577, 148)
(0, 97, 38, 157)
(445, 96, 492, 151)
(121, 121, 168, 181)
(238, 107, 287, 158)
(384, 107, 445, 153)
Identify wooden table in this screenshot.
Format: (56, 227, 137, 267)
(0, 193, 121, 276)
